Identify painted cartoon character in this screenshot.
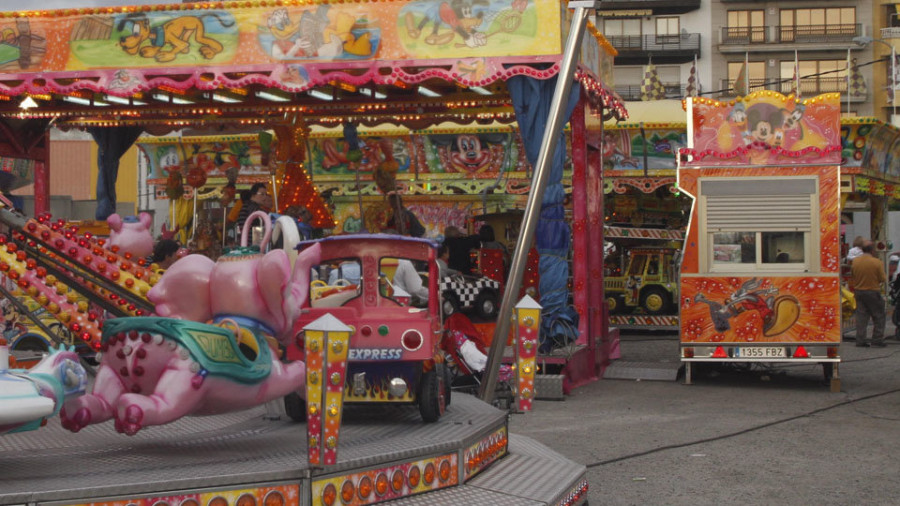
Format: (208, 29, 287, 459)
(264, 6, 372, 59)
(107, 213, 154, 259)
(728, 102, 747, 130)
(744, 103, 785, 146)
(405, 0, 488, 47)
(783, 103, 805, 131)
(117, 12, 235, 63)
(61, 212, 322, 435)
(693, 278, 800, 336)
(450, 135, 491, 172)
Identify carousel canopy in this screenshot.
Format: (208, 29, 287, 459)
(0, 0, 626, 131)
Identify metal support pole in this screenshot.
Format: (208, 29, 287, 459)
(892, 45, 897, 120)
(479, 0, 597, 403)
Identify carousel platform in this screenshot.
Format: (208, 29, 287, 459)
(0, 394, 587, 506)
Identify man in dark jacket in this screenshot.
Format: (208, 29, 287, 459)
(443, 226, 481, 275)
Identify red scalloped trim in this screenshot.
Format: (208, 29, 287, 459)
(0, 61, 629, 120)
(679, 143, 841, 162)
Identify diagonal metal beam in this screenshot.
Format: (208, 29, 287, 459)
(479, 0, 600, 402)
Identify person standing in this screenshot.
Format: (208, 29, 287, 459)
(850, 240, 887, 347)
(437, 243, 460, 278)
(237, 183, 273, 231)
(386, 193, 425, 237)
(443, 225, 481, 274)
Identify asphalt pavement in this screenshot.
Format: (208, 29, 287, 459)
(508, 320, 900, 505)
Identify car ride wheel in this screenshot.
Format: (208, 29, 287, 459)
(475, 291, 499, 320)
(443, 362, 452, 407)
(606, 294, 626, 314)
(640, 287, 671, 315)
(418, 363, 446, 423)
(442, 292, 460, 318)
(283, 391, 307, 422)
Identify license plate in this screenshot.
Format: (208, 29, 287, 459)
(735, 347, 786, 358)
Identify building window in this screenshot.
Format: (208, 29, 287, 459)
(726, 10, 765, 43)
(603, 18, 641, 37)
(728, 61, 766, 92)
(778, 59, 848, 95)
(779, 8, 856, 42)
(701, 178, 817, 273)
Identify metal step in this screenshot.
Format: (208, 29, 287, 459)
(534, 374, 566, 400)
(603, 360, 683, 381)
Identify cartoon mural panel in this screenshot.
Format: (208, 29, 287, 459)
(70, 11, 238, 68)
(307, 131, 527, 179)
(1, 1, 563, 76)
(859, 123, 900, 179)
(840, 121, 876, 168)
(600, 126, 686, 171)
(426, 131, 518, 175)
(397, 0, 553, 58)
(685, 92, 842, 166)
(256, 5, 381, 61)
(0, 18, 46, 71)
(332, 197, 507, 236)
(681, 276, 840, 344)
(138, 135, 269, 183)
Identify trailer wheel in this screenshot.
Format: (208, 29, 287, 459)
(418, 363, 446, 423)
(640, 287, 671, 315)
(283, 392, 307, 422)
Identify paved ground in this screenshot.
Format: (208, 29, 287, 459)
(508, 322, 900, 505)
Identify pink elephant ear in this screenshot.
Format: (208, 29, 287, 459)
(107, 213, 123, 232)
(138, 212, 152, 230)
(256, 249, 292, 338)
(285, 242, 322, 324)
(147, 254, 215, 322)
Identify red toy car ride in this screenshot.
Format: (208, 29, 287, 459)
(286, 234, 449, 422)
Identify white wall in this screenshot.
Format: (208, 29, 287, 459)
(843, 211, 900, 253)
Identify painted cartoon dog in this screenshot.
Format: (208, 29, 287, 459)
(117, 12, 235, 63)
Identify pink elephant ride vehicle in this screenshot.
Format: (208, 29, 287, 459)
(61, 211, 317, 436)
(287, 234, 449, 423)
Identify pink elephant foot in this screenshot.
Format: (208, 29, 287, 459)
(60, 406, 91, 433)
(115, 405, 144, 436)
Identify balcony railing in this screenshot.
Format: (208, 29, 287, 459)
(882, 27, 900, 39)
(607, 33, 701, 54)
(722, 26, 769, 44)
(779, 24, 861, 43)
(615, 83, 686, 101)
(720, 24, 862, 45)
(718, 76, 864, 99)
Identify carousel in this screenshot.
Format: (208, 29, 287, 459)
(0, 1, 624, 505)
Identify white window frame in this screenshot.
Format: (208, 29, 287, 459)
(699, 176, 820, 274)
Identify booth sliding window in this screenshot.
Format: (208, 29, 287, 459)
(700, 177, 818, 273)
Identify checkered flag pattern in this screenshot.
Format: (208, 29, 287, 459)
(848, 58, 867, 99)
(640, 63, 666, 101)
(440, 276, 501, 309)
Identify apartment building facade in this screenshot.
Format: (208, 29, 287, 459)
(602, 1, 888, 121)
